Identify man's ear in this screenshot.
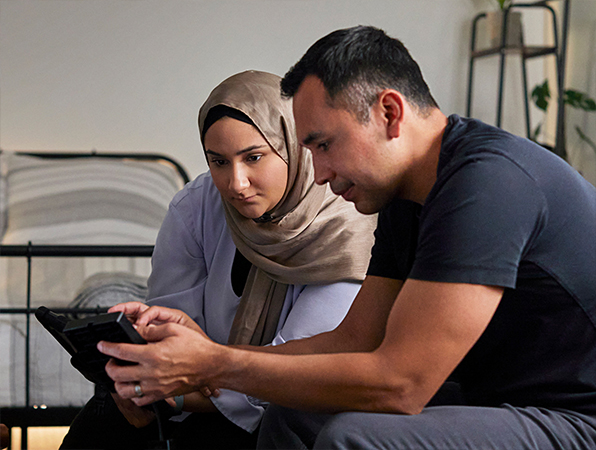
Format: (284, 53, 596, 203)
(377, 90, 404, 139)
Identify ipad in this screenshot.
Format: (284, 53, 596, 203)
(35, 306, 146, 390)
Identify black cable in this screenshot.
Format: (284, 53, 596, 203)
(151, 402, 172, 450)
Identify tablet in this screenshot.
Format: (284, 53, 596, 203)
(35, 306, 146, 390)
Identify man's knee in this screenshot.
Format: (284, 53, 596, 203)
(258, 404, 330, 449)
(314, 411, 428, 449)
(313, 413, 367, 450)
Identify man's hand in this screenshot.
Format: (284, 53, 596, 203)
(98, 321, 224, 406)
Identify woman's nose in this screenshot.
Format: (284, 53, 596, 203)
(229, 164, 250, 193)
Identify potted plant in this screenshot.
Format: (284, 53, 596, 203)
(531, 79, 596, 157)
(485, 0, 523, 48)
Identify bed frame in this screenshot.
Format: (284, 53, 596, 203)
(0, 151, 190, 449)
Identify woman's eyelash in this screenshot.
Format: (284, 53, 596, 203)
(209, 155, 262, 166)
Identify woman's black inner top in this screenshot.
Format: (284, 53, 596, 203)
(231, 249, 252, 297)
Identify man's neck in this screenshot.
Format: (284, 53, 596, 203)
(400, 109, 448, 205)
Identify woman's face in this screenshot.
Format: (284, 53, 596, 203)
(204, 117, 288, 219)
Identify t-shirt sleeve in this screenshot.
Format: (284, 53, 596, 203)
(367, 199, 421, 280)
(409, 153, 546, 287)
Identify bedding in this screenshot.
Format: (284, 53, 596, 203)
(0, 154, 7, 239)
(68, 272, 148, 318)
(0, 151, 187, 408)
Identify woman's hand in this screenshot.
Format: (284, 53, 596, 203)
(134, 306, 202, 333)
(109, 302, 201, 333)
(109, 302, 149, 324)
(111, 392, 156, 428)
(199, 385, 221, 398)
(174, 391, 218, 413)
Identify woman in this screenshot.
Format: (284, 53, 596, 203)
(61, 70, 376, 450)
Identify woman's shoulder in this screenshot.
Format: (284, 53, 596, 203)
(165, 171, 227, 237)
(170, 171, 222, 211)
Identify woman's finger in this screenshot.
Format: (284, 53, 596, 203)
(135, 306, 183, 327)
(136, 306, 201, 332)
(108, 302, 149, 322)
(136, 322, 181, 342)
(200, 386, 212, 397)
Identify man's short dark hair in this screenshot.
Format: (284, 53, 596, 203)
(281, 25, 438, 122)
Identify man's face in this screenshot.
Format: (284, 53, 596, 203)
(293, 76, 401, 214)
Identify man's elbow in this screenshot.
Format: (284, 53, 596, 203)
(368, 366, 432, 415)
(377, 384, 427, 415)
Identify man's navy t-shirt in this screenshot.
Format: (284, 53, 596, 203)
(367, 115, 596, 415)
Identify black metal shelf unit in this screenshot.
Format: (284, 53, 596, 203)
(466, 1, 570, 158)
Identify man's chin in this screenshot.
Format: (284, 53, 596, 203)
(353, 199, 383, 215)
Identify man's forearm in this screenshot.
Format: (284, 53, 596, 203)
(233, 325, 371, 356)
(211, 345, 421, 415)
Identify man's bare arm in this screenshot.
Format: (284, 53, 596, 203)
(211, 280, 503, 414)
(101, 277, 502, 414)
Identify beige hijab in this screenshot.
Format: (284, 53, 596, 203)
(198, 70, 377, 346)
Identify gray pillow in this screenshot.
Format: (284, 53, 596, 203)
(68, 272, 148, 318)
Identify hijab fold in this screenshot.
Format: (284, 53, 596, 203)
(198, 70, 377, 346)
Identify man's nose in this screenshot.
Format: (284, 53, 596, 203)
(312, 154, 334, 185)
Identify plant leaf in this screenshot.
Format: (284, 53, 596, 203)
(531, 80, 550, 112)
(564, 90, 596, 112)
(575, 126, 596, 155)
(532, 122, 542, 141)
(583, 98, 596, 112)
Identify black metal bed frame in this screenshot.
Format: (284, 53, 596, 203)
(0, 151, 190, 449)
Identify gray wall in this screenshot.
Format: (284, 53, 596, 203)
(0, 0, 593, 185)
(564, 0, 596, 185)
(0, 0, 491, 178)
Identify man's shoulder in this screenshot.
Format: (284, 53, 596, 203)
(438, 115, 575, 192)
(441, 115, 524, 166)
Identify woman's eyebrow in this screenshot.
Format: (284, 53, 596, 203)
(205, 145, 267, 157)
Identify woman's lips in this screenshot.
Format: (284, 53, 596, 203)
(235, 194, 257, 203)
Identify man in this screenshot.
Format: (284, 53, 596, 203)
(100, 26, 596, 448)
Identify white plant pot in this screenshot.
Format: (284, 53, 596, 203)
(486, 10, 523, 48)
